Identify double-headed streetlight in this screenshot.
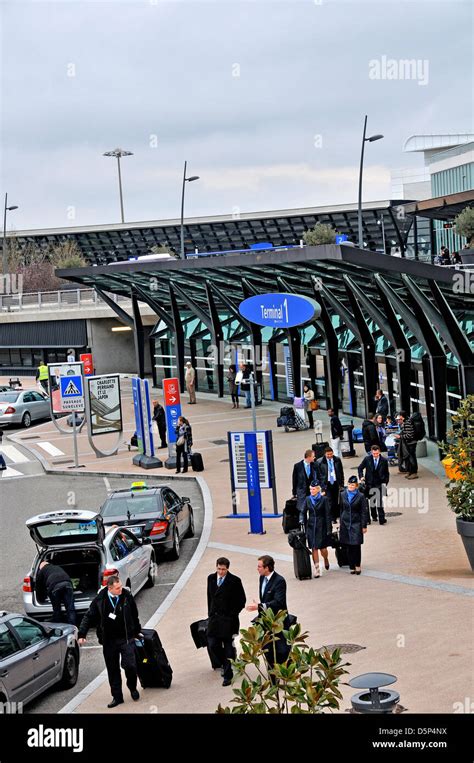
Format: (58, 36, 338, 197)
(180, 161, 199, 259)
(3, 193, 19, 276)
(103, 148, 133, 223)
(357, 115, 383, 249)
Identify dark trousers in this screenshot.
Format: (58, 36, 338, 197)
(103, 638, 138, 700)
(406, 443, 418, 474)
(307, 409, 314, 428)
(156, 422, 167, 448)
(366, 483, 386, 522)
(39, 379, 49, 393)
(207, 636, 236, 680)
(231, 391, 239, 405)
(326, 483, 341, 521)
(176, 444, 188, 472)
(346, 545, 362, 569)
(49, 584, 76, 625)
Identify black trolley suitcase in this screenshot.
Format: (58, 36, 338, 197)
(135, 628, 173, 688)
(282, 498, 299, 534)
(190, 452, 204, 472)
(312, 432, 329, 459)
(287, 529, 312, 580)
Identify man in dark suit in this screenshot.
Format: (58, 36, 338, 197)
(246, 555, 289, 667)
(362, 412, 380, 453)
(316, 446, 345, 523)
(292, 449, 317, 513)
(358, 444, 390, 524)
(207, 557, 246, 686)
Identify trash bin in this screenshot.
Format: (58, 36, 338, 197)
(349, 672, 399, 714)
(341, 422, 355, 457)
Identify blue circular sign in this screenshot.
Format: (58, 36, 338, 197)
(239, 292, 320, 328)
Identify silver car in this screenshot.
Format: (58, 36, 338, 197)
(0, 611, 79, 708)
(0, 389, 51, 428)
(23, 510, 157, 620)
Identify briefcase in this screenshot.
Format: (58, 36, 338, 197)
(190, 618, 208, 649)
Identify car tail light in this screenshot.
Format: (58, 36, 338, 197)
(23, 576, 32, 592)
(4, 406, 16, 414)
(101, 568, 119, 587)
(150, 520, 168, 536)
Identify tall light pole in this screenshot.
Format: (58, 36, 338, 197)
(357, 116, 383, 249)
(103, 148, 133, 223)
(180, 161, 199, 259)
(3, 193, 19, 276)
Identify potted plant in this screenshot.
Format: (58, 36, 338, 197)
(303, 223, 339, 246)
(454, 206, 474, 265)
(439, 395, 474, 571)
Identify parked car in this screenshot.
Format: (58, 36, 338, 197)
(0, 389, 50, 428)
(23, 510, 156, 620)
(99, 482, 195, 560)
(0, 611, 79, 707)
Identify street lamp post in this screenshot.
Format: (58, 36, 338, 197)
(357, 116, 383, 249)
(2, 193, 19, 276)
(103, 148, 133, 223)
(180, 161, 200, 260)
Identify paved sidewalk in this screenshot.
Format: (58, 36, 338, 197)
(4, 378, 474, 715)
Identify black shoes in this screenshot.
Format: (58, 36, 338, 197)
(379, 519, 387, 525)
(130, 690, 140, 701)
(222, 679, 232, 686)
(107, 698, 124, 708)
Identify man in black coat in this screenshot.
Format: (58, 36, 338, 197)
(292, 449, 317, 513)
(362, 412, 380, 453)
(374, 390, 389, 420)
(358, 444, 390, 524)
(152, 400, 167, 449)
(327, 407, 344, 458)
(207, 557, 246, 687)
(246, 555, 289, 667)
(316, 446, 345, 522)
(36, 561, 76, 625)
(78, 575, 142, 708)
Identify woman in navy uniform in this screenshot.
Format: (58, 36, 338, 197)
(339, 476, 369, 575)
(299, 480, 332, 578)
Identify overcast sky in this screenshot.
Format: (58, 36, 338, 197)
(1, 0, 472, 231)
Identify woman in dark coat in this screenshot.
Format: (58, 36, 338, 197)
(174, 416, 193, 474)
(152, 400, 167, 449)
(299, 481, 332, 578)
(339, 475, 369, 575)
(227, 364, 239, 409)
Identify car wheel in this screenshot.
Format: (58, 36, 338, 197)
(59, 648, 79, 689)
(22, 411, 32, 428)
(168, 527, 180, 560)
(144, 555, 157, 588)
(185, 509, 195, 538)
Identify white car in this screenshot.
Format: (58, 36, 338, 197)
(0, 389, 50, 428)
(23, 510, 156, 620)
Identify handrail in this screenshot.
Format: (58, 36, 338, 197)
(0, 287, 132, 312)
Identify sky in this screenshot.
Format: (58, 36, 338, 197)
(0, 0, 472, 231)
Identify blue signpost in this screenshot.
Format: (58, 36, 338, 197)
(131, 377, 161, 469)
(163, 377, 182, 469)
(244, 432, 264, 534)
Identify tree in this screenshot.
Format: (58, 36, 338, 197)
(303, 223, 339, 246)
(439, 395, 474, 521)
(454, 206, 474, 247)
(50, 240, 87, 270)
(216, 609, 349, 714)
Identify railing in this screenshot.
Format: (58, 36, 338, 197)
(0, 288, 132, 312)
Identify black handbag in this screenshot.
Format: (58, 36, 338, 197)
(190, 618, 209, 649)
(287, 528, 308, 551)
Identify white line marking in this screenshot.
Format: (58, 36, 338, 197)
(1, 466, 23, 478)
(36, 441, 66, 457)
(0, 444, 30, 463)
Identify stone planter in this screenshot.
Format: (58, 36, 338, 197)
(456, 517, 474, 572)
(460, 248, 474, 266)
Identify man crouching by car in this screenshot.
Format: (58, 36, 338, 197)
(78, 575, 142, 708)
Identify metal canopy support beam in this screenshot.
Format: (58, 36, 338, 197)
(311, 279, 340, 414)
(373, 274, 416, 415)
(286, 327, 301, 398)
(205, 281, 224, 397)
(94, 287, 133, 327)
(237, 280, 264, 390)
(131, 283, 173, 330)
(169, 284, 186, 393)
(342, 278, 378, 415)
(267, 330, 286, 402)
(130, 287, 145, 379)
(429, 279, 474, 397)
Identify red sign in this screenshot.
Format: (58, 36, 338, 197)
(163, 378, 181, 407)
(80, 353, 94, 376)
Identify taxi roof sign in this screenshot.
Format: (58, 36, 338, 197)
(130, 481, 148, 491)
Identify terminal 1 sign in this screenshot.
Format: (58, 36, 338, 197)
(238, 292, 320, 329)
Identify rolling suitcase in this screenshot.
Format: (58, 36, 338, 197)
(135, 628, 173, 688)
(190, 618, 209, 649)
(312, 432, 329, 459)
(282, 498, 299, 534)
(190, 452, 204, 472)
(335, 542, 349, 568)
(287, 529, 312, 580)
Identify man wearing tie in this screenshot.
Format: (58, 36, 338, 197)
(358, 444, 390, 524)
(316, 446, 345, 522)
(292, 449, 317, 514)
(207, 557, 246, 686)
(246, 556, 290, 666)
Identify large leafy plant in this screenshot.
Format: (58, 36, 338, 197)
(439, 395, 474, 521)
(216, 609, 349, 714)
(303, 223, 338, 246)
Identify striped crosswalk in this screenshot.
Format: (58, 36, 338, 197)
(0, 443, 45, 481)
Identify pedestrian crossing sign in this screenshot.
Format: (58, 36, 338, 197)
(60, 374, 85, 411)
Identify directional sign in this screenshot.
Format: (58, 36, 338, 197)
(60, 374, 85, 411)
(48, 362, 84, 414)
(163, 378, 182, 444)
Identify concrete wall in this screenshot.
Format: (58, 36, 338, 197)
(86, 317, 155, 375)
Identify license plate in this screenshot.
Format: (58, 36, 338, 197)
(129, 526, 142, 536)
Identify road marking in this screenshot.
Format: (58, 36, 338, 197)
(1, 466, 23, 478)
(36, 441, 65, 457)
(0, 444, 30, 463)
